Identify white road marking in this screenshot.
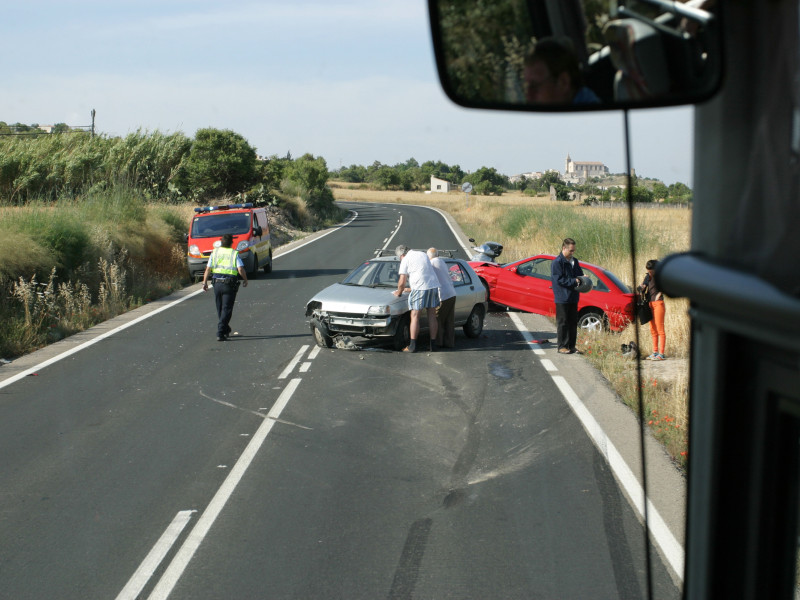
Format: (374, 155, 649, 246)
(278, 345, 309, 379)
(509, 313, 547, 355)
(551, 375, 684, 579)
(114, 510, 194, 600)
(508, 310, 685, 581)
(540, 359, 558, 372)
(308, 346, 321, 359)
(147, 378, 302, 600)
(0, 213, 357, 391)
(299, 362, 311, 372)
(381, 215, 403, 251)
(0, 290, 203, 391)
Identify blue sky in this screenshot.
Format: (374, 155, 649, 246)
(2, 0, 694, 185)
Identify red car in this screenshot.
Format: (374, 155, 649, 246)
(469, 254, 635, 332)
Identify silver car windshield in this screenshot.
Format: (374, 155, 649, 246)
(341, 260, 399, 288)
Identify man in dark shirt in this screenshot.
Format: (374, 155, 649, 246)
(550, 237, 584, 354)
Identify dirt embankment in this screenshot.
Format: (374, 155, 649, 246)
(264, 205, 309, 247)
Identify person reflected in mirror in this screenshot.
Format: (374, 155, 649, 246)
(427, 247, 457, 349)
(551, 238, 585, 354)
(201, 233, 248, 341)
(393, 245, 440, 353)
(524, 36, 601, 105)
(638, 259, 666, 360)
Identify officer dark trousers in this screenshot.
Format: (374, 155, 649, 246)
(213, 279, 238, 338)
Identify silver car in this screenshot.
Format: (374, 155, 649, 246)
(305, 254, 488, 350)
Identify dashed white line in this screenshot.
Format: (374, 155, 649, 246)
(147, 378, 302, 600)
(115, 510, 195, 600)
(540, 358, 558, 372)
(278, 345, 309, 379)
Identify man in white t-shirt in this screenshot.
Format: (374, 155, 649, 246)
(427, 247, 457, 348)
(393, 244, 440, 352)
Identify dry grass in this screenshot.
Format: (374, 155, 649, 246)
(333, 185, 691, 467)
(0, 200, 191, 358)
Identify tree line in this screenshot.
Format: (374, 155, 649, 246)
(333, 159, 693, 204)
(0, 127, 338, 219)
(0, 123, 692, 209)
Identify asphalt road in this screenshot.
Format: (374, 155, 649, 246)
(0, 202, 681, 599)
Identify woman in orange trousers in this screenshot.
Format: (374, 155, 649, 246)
(638, 259, 666, 360)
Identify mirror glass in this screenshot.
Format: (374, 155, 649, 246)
(428, 0, 721, 111)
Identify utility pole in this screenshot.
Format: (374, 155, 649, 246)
(91, 109, 96, 137)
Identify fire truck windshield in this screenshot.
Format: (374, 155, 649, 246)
(191, 212, 251, 238)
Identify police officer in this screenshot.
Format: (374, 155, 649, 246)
(202, 233, 248, 341)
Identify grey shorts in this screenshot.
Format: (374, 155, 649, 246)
(408, 288, 440, 310)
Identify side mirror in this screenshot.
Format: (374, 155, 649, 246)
(183, 232, 189, 243)
(253, 226, 262, 238)
(509, 266, 518, 274)
(427, 0, 722, 112)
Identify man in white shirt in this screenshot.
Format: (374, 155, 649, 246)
(393, 244, 440, 352)
(427, 247, 457, 348)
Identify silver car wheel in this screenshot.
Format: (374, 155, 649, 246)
(311, 322, 333, 348)
(578, 311, 604, 334)
(463, 306, 484, 338)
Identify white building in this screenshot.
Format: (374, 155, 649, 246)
(509, 171, 544, 183)
(563, 154, 609, 184)
(430, 176, 451, 193)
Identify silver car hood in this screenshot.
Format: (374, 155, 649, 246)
(308, 283, 406, 314)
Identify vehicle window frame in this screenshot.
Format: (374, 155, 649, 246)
(584, 270, 610, 293)
(191, 212, 251, 238)
(446, 260, 471, 287)
(525, 257, 553, 280)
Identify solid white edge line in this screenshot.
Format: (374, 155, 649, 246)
(0, 289, 204, 391)
(508, 311, 684, 580)
(0, 212, 361, 391)
(278, 345, 309, 379)
(551, 375, 685, 579)
(115, 510, 194, 600)
(147, 378, 302, 600)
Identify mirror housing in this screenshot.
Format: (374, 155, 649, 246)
(427, 0, 722, 112)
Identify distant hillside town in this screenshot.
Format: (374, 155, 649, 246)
(509, 154, 620, 186)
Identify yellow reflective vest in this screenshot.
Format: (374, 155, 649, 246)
(209, 247, 239, 276)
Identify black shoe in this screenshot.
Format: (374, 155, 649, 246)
(217, 335, 227, 342)
(402, 340, 417, 353)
